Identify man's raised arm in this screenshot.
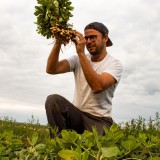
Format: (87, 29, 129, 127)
(46, 40, 70, 74)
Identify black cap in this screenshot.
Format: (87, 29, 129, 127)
(84, 22, 113, 47)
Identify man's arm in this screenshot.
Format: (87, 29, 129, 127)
(78, 54, 116, 93)
(46, 41, 70, 74)
(73, 31, 116, 94)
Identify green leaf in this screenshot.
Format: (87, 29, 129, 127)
(101, 146, 120, 158)
(81, 130, 95, 148)
(92, 126, 101, 150)
(61, 130, 79, 143)
(27, 132, 38, 146)
(10, 139, 23, 150)
(35, 6, 44, 12)
(59, 17, 63, 22)
(58, 149, 76, 159)
(122, 139, 140, 152)
(66, 2, 72, 6)
(68, 6, 74, 11)
(34, 11, 40, 16)
(138, 133, 147, 142)
(32, 132, 39, 146)
(110, 123, 119, 133)
(75, 146, 82, 155)
(74, 146, 81, 160)
(35, 143, 46, 152)
(82, 150, 89, 160)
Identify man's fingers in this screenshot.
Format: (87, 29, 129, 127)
(72, 38, 77, 45)
(75, 31, 84, 40)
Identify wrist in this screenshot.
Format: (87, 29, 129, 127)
(55, 39, 62, 45)
(78, 52, 86, 60)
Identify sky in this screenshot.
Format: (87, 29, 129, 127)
(0, 0, 160, 125)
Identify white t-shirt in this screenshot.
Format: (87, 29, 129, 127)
(67, 53, 123, 117)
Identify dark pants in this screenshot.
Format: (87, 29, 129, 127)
(45, 94, 113, 137)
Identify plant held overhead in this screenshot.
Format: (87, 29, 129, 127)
(34, 0, 76, 44)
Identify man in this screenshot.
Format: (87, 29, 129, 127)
(45, 22, 123, 137)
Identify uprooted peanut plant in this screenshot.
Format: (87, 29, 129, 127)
(34, 0, 76, 44)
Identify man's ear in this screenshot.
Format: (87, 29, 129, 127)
(104, 34, 108, 43)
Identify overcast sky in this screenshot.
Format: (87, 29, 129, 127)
(0, 0, 160, 125)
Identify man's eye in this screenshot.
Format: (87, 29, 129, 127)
(90, 36, 95, 39)
(85, 35, 97, 41)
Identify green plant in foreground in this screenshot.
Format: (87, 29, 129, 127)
(0, 113, 160, 159)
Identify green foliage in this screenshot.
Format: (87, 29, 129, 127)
(0, 113, 160, 159)
(34, 0, 74, 39)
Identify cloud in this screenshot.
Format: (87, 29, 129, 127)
(0, 97, 47, 124)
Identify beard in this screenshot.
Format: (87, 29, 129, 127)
(87, 44, 104, 56)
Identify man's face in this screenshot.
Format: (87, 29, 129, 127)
(84, 29, 107, 56)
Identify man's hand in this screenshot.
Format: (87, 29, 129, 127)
(72, 31, 86, 56)
(55, 37, 69, 46)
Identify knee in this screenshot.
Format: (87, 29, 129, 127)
(46, 94, 61, 101)
(45, 94, 62, 110)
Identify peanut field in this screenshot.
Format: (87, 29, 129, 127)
(0, 113, 160, 159)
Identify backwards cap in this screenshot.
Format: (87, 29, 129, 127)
(84, 22, 113, 47)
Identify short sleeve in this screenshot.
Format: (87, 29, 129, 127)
(66, 55, 78, 72)
(104, 59, 123, 83)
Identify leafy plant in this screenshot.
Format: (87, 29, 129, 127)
(34, 0, 76, 44)
(0, 113, 160, 159)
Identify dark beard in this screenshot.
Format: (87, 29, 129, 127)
(87, 45, 102, 56)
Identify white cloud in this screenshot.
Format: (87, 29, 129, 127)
(0, 97, 47, 124)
